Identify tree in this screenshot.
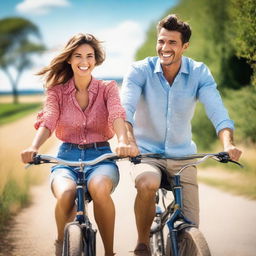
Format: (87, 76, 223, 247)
(0, 17, 45, 103)
(230, 0, 256, 87)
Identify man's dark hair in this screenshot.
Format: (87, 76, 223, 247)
(157, 14, 192, 44)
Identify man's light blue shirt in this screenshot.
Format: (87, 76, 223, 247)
(121, 56, 234, 157)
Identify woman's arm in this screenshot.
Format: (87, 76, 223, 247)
(21, 126, 51, 163)
(113, 118, 139, 157)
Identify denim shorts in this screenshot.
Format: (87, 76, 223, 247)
(50, 143, 120, 192)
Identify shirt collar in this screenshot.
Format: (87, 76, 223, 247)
(154, 56, 189, 75)
(63, 76, 98, 95)
(154, 58, 162, 73)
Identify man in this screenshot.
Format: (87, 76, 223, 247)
(121, 14, 242, 256)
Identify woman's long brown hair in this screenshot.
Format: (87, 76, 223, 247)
(37, 33, 105, 88)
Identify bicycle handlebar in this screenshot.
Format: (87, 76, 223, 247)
(27, 151, 243, 168)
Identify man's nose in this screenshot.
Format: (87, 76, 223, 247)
(162, 43, 170, 51)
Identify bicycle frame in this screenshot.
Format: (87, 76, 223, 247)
(166, 173, 196, 256)
(75, 163, 97, 256)
(75, 163, 91, 225)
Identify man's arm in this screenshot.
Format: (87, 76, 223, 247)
(218, 128, 242, 161)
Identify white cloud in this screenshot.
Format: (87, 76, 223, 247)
(94, 21, 145, 78)
(16, 0, 70, 15)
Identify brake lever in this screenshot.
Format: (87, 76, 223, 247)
(129, 156, 142, 164)
(217, 152, 243, 168)
(25, 155, 51, 168)
(229, 159, 244, 168)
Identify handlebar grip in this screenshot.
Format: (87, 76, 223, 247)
(217, 152, 230, 163)
(29, 155, 50, 165)
(129, 156, 142, 164)
(217, 152, 243, 168)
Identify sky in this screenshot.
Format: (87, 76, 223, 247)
(0, 0, 178, 91)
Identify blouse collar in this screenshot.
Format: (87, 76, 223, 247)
(63, 76, 99, 95)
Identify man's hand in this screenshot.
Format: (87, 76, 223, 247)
(218, 128, 242, 161)
(224, 144, 242, 161)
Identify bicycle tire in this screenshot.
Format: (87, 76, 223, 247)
(166, 227, 211, 256)
(63, 223, 84, 256)
(150, 231, 165, 256)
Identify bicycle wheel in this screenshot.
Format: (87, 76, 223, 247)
(165, 227, 211, 256)
(150, 230, 165, 256)
(84, 227, 96, 256)
(63, 223, 84, 256)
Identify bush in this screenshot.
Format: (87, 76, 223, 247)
(225, 87, 256, 143)
(192, 103, 217, 151)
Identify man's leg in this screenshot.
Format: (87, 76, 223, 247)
(181, 165, 199, 227)
(135, 172, 160, 244)
(131, 162, 162, 255)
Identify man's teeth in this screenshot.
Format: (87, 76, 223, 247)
(162, 54, 172, 57)
(79, 66, 89, 70)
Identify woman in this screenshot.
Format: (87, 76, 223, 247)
(21, 33, 131, 256)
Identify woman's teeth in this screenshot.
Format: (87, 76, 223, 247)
(79, 66, 89, 70)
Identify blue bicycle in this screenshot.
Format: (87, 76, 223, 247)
(30, 153, 119, 256)
(144, 152, 243, 256)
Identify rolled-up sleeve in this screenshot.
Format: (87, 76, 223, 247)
(105, 81, 126, 129)
(34, 87, 61, 134)
(198, 64, 234, 134)
(121, 64, 145, 126)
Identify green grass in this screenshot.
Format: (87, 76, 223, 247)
(0, 103, 42, 125)
(0, 179, 30, 229)
(198, 159, 256, 199)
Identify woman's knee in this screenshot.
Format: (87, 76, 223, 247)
(52, 179, 76, 211)
(88, 176, 113, 202)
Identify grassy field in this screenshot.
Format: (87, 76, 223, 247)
(198, 145, 256, 199)
(0, 102, 42, 125)
(0, 95, 44, 125)
(0, 95, 58, 229)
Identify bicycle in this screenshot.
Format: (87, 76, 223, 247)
(28, 152, 122, 256)
(142, 152, 243, 256)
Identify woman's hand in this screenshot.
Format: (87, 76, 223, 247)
(128, 141, 140, 157)
(20, 127, 51, 163)
(115, 141, 131, 157)
(21, 146, 38, 163)
(115, 141, 140, 157)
